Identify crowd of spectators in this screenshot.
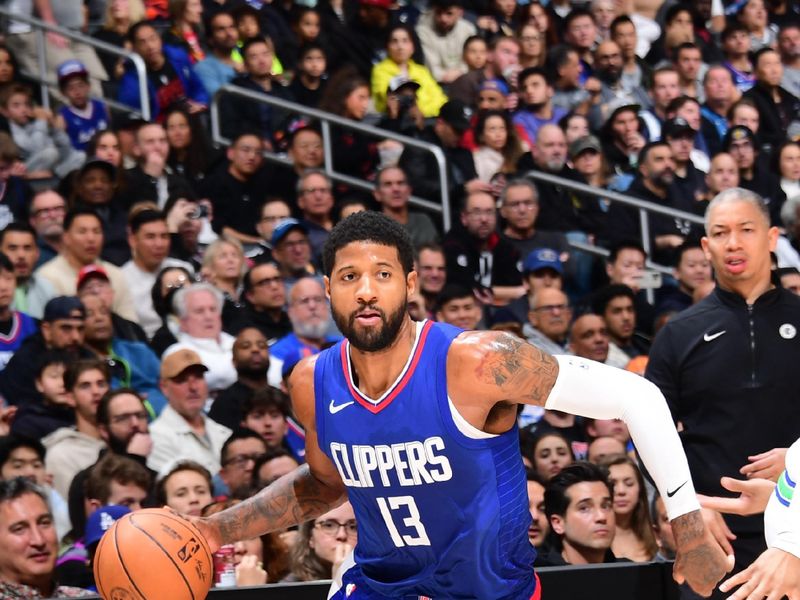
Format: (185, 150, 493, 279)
(0, 0, 797, 595)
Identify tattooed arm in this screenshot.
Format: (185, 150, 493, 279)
(449, 332, 731, 596)
(196, 356, 347, 551)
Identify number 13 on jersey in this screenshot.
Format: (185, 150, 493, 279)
(377, 496, 431, 547)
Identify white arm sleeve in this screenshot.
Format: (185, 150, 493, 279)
(765, 440, 800, 558)
(545, 355, 700, 521)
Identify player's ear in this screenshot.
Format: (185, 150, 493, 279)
(406, 269, 417, 296)
(550, 514, 565, 535)
(323, 275, 331, 299)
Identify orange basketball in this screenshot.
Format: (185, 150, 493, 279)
(93, 508, 214, 600)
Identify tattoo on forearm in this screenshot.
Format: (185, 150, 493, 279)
(672, 510, 704, 547)
(213, 465, 343, 544)
(473, 332, 559, 406)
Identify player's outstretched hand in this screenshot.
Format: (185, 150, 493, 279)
(673, 510, 734, 597)
(718, 547, 800, 600)
(740, 448, 788, 482)
(699, 477, 775, 516)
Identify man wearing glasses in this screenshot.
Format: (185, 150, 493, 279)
(218, 429, 268, 498)
(28, 190, 66, 268)
(232, 264, 291, 343)
(442, 190, 523, 305)
(524, 287, 571, 355)
(297, 170, 335, 264)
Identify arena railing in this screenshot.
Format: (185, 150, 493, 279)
(210, 84, 452, 232)
(0, 8, 151, 121)
(81, 560, 682, 600)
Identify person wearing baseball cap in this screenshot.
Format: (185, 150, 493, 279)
(56, 60, 110, 153)
(270, 218, 318, 283)
(0, 296, 96, 405)
(723, 124, 783, 222)
(491, 246, 565, 325)
(148, 347, 231, 475)
(662, 117, 705, 206)
(76, 264, 147, 343)
(399, 98, 483, 202)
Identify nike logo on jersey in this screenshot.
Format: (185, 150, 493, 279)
(329, 399, 355, 414)
(703, 330, 726, 342)
(667, 480, 688, 497)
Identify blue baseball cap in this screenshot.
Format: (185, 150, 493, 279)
(271, 218, 308, 247)
(43, 296, 85, 322)
(85, 505, 131, 547)
(523, 248, 563, 275)
(56, 59, 88, 86)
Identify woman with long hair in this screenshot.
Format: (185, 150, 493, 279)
(163, 105, 216, 192)
(529, 430, 576, 481)
(319, 66, 378, 181)
(164, 0, 206, 63)
(201, 237, 247, 328)
(603, 454, 659, 562)
(286, 502, 357, 582)
(472, 109, 524, 182)
(517, 23, 546, 69)
(371, 25, 447, 118)
(149, 265, 193, 355)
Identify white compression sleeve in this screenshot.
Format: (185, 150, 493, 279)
(765, 440, 800, 558)
(545, 355, 700, 521)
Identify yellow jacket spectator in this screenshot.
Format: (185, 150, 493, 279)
(371, 26, 448, 117)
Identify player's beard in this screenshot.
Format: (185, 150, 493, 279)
(333, 299, 408, 352)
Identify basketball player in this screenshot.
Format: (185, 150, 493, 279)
(194, 212, 729, 598)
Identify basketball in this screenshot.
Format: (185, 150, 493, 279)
(93, 508, 214, 600)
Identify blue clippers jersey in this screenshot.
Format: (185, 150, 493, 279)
(59, 100, 109, 151)
(314, 320, 537, 599)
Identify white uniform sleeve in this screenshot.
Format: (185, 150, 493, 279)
(545, 355, 700, 521)
(765, 440, 800, 558)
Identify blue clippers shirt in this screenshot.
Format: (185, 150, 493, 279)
(314, 320, 537, 599)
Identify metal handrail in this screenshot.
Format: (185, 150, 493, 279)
(211, 84, 452, 231)
(525, 169, 704, 267)
(0, 8, 151, 120)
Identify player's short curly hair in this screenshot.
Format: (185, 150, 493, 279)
(322, 211, 415, 277)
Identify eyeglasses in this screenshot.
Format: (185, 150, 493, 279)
(534, 303, 571, 313)
(505, 200, 537, 210)
(293, 295, 325, 307)
(224, 453, 267, 468)
(110, 411, 149, 425)
(315, 519, 357, 537)
(520, 35, 541, 42)
(260, 215, 291, 223)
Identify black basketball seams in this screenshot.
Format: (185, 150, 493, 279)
(111, 516, 148, 600)
(128, 512, 198, 600)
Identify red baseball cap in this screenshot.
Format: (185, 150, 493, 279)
(77, 264, 110, 290)
(360, 0, 393, 8)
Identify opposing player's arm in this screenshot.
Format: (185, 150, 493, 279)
(202, 356, 347, 550)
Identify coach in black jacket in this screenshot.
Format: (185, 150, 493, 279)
(645, 188, 800, 577)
